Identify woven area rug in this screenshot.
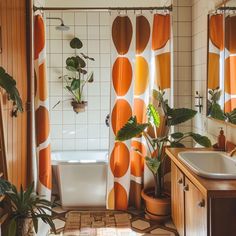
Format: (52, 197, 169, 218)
(49, 209, 179, 236)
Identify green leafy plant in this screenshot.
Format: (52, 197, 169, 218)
(225, 108, 236, 124)
(116, 90, 211, 198)
(0, 180, 56, 236)
(55, 37, 94, 112)
(0, 67, 23, 116)
(207, 88, 226, 121)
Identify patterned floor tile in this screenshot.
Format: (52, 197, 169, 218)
(132, 219, 151, 230)
(150, 227, 175, 235)
(50, 210, 178, 236)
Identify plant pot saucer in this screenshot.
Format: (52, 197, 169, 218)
(145, 208, 170, 223)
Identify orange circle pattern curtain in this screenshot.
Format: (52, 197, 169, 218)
(107, 12, 171, 210)
(34, 14, 51, 200)
(207, 14, 224, 110)
(224, 15, 236, 113)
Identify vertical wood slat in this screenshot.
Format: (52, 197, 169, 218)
(0, 0, 28, 189)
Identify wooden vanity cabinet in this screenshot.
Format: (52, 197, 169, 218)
(171, 163, 207, 236)
(171, 162, 185, 236)
(168, 148, 236, 236)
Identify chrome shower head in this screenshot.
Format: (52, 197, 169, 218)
(46, 17, 70, 31)
(55, 24, 70, 31)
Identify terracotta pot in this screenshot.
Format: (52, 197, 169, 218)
(17, 218, 35, 236)
(71, 101, 87, 113)
(141, 187, 171, 222)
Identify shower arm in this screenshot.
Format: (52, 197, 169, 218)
(46, 17, 64, 25)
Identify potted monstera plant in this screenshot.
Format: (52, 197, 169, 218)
(57, 37, 94, 113)
(116, 90, 211, 221)
(0, 179, 55, 236)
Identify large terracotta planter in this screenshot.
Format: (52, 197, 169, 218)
(71, 101, 87, 113)
(141, 187, 171, 222)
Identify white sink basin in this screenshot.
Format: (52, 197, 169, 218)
(178, 151, 236, 179)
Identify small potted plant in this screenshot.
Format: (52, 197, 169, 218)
(0, 179, 56, 236)
(56, 37, 94, 113)
(116, 90, 211, 221)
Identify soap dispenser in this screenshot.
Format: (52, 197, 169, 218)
(218, 128, 226, 151)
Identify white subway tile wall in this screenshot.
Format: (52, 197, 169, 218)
(46, 11, 111, 151)
(173, 0, 193, 147)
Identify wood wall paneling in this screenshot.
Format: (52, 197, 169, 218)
(0, 0, 28, 188)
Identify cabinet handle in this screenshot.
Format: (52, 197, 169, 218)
(198, 199, 205, 208)
(183, 184, 189, 191)
(177, 178, 183, 185)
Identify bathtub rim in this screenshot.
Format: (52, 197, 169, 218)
(51, 149, 109, 165)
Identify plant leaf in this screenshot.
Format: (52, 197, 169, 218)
(76, 56, 86, 68)
(226, 108, 236, 124)
(7, 219, 17, 236)
(0, 66, 23, 113)
(210, 103, 226, 121)
(116, 116, 149, 141)
(145, 157, 161, 175)
(147, 104, 160, 127)
(70, 37, 83, 49)
(66, 65, 77, 72)
(32, 218, 38, 233)
(71, 79, 80, 91)
(170, 142, 185, 148)
(168, 108, 197, 126)
(87, 72, 94, 83)
(189, 132, 212, 147)
(171, 132, 184, 139)
(80, 53, 95, 61)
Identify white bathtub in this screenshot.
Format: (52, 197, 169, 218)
(52, 150, 108, 209)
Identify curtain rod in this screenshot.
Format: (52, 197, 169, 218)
(217, 6, 236, 11)
(33, 5, 172, 12)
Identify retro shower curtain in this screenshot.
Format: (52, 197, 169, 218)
(225, 15, 236, 113)
(207, 14, 224, 109)
(34, 14, 51, 200)
(107, 12, 171, 210)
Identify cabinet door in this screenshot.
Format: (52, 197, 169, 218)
(185, 178, 207, 236)
(171, 162, 185, 236)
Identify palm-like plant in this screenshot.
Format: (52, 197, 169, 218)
(3, 182, 56, 236)
(116, 90, 211, 198)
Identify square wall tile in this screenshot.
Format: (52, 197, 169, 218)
(75, 12, 87, 25)
(63, 111, 76, 124)
(63, 12, 75, 25)
(87, 139, 100, 149)
(87, 12, 99, 25)
(63, 139, 75, 150)
(63, 125, 76, 139)
(88, 26, 99, 39)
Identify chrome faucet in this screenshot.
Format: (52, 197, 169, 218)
(229, 147, 236, 157)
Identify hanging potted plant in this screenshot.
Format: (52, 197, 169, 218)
(116, 89, 211, 222)
(0, 179, 56, 236)
(56, 37, 94, 113)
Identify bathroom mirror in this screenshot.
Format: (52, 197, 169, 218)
(207, 0, 236, 124)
